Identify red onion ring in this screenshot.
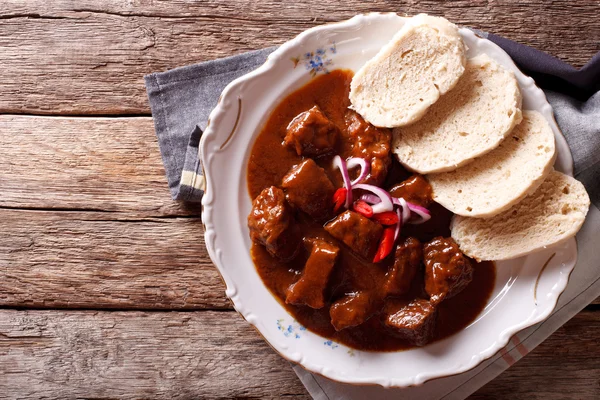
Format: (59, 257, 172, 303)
(394, 207, 402, 242)
(353, 183, 393, 214)
(406, 201, 431, 224)
(347, 157, 370, 186)
(332, 155, 352, 208)
(398, 197, 411, 224)
(358, 186, 432, 224)
(360, 194, 381, 204)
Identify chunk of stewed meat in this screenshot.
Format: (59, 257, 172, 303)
(424, 237, 473, 305)
(383, 237, 422, 297)
(324, 210, 383, 260)
(281, 159, 335, 220)
(284, 106, 339, 157)
(344, 110, 392, 185)
(330, 291, 383, 331)
(382, 299, 437, 346)
(248, 186, 301, 261)
(286, 239, 339, 309)
(388, 175, 433, 208)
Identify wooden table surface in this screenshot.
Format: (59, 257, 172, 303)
(1, 1, 599, 398)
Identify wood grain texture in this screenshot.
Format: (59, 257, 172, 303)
(0, 308, 598, 399)
(1, 116, 598, 310)
(1, 1, 599, 398)
(0, 309, 310, 399)
(471, 310, 600, 399)
(0, 203, 597, 310)
(0, 0, 598, 115)
(0, 115, 198, 215)
(0, 208, 228, 310)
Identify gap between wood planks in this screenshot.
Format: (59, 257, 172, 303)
(0, 306, 233, 313)
(0, 112, 152, 118)
(0, 204, 201, 219)
(0, 304, 599, 312)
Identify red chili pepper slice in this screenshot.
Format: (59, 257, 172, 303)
(372, 211, 399, 226)
(333, 188, 347, 213)
(352, 200, 373, 218)
(373, 226, 396, 263)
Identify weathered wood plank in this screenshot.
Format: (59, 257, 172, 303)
(0, 0, 598, 114)
(0, 115, 194, 215)
(471, 310, 600, 399)
(0, 209, 228, 310)
(0, 309, 310, 399)
(1, 204, 597, 311)
(0, 309, 598, 399)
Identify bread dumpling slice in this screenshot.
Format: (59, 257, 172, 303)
(451, 170, 590, 261)
(349, 14, 466, 128)
(428, 111, 556, 218)
(393, 54, 522, 174)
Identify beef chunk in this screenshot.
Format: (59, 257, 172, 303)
(388, 175, 433, 208)
(424, 237, 473, 305)
(284, 106, 339, 157)
(383, 237, 422, 296)
(330, 291, 383, 331)
(382, 299, 437, 346)
(247, 186, 301, 261)
(286, 239, 339, 309)
(344, 110, 392, 185)
(324, 210, 383, 260)
(281, 159, 335, 220)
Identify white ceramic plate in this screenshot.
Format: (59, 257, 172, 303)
(200, 13, 577, 387)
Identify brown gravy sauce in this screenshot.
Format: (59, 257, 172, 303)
(247, 70, 495, 352)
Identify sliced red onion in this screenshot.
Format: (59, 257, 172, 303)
(360, 190, 431, 224)
(398, 198, 411, 224)
(406, 201, 431, 224)
(393, 208, 402, 242)
(392, 197, 432, 224)
(332, 155, 352, 208)
(353, 183, 393, 214)
(347, 157, 370, 186)
(360, 194, 381, 205)
(391, 197, 403, 207)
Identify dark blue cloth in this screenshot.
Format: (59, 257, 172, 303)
(488, 34, 600, 100)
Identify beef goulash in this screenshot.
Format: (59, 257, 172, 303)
(247, 70, 495, 351)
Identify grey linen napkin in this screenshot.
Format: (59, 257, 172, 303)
(145, 33, 600, 399)
(144, 48, 275, 201)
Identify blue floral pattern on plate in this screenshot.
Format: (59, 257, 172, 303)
(277, 319, 345, 350)
(277, 318, 306, 339)
(324, 340, 339, 350)
(291, 43, 337, 77)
